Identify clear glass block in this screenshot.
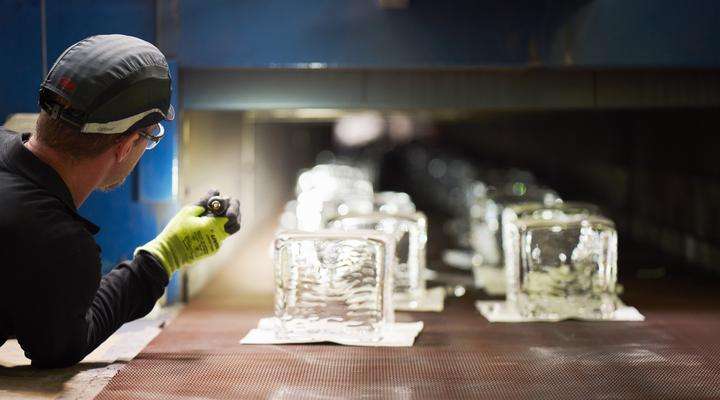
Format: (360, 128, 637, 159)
(278, 200, 299, 230)
(470, 185, 561, 268)
(330, 212, 428, 308)
(502, 202, 602, 304)
(506, 216, 618, 319)
(295, 193, 373, 231)
(296, 164, 372, 196)
(292, 165, 374, 231)
(274, 230, 395, 341)
(374, 191, 416, 215)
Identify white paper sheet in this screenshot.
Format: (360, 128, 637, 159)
(476, 299, 645, 322)
(240, 318, 424, 347)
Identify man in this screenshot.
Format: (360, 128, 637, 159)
(0, 34, 241, 368)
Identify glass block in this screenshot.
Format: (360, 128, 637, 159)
(274, 230, 395, 341)
(292, 165, 374, 231)
(278, 200, 299, 230)
(330, 212, 427, 308)
(295, 192, 373, 231)
(506, 215, 618, 319)
(296, 164, 372, 197)
(502, 202, 602, 304)
(374, 191, 416, 215)
(470, 185, 561, 268)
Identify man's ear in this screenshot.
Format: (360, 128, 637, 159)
(115, 132, 140, 162)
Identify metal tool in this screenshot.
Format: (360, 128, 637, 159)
(205, 195, 229, 217)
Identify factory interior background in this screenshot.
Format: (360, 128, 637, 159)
(2, 1, 720, 399)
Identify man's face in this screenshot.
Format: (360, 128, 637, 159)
(98, 130, 148, 192)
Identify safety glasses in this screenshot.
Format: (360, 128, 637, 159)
(137, 123, 165, 150)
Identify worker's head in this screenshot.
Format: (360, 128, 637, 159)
(35, 34, 173, 191)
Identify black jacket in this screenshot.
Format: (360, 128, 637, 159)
(0, 129, 168, 368)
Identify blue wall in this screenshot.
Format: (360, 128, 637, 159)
(0, 0, 42, 122)
(177, 0, 542, 68)
(541, 0, 720, 68)
(174, 0, 720, 69)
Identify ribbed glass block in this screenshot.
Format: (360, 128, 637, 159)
(502, 202, 601, 304)
(506, 216, 618, 320)
(330, 212, 427, 308)
(274, 230, 395, 341)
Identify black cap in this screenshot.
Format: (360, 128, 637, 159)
(39, 34, 174, 134)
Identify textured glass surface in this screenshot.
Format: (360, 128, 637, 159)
(502, 202, 601, 304)
(274, 231, 394, 341)
(330, 212, 427, 306)
(507, 216, 618, 319)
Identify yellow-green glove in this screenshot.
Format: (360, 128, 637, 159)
(135, 190, 241, 277)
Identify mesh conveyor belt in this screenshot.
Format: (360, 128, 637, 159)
(96, 283, 720, 400)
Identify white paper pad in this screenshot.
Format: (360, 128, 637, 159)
(476, 300, 645, 322)
(240, 318, 424, 347)
(396, 286, 446, 312)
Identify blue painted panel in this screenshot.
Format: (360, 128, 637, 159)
(138, 60, 179, 203)
(175, 0, 720, 69)
(543, 0, 720, 68)
(79, 172, 160, 274)
(137, 60, 182, 303)
(178, 0, 541, 68)
(45, 0, 156, 63)
(0, 0, 42, 121)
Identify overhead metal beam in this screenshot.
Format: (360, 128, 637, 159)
(183, 68, 720, 111)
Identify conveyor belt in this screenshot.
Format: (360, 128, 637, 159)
(96, 277, 720, 400)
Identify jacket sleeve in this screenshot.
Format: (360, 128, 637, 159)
(13, 223, 168, 368)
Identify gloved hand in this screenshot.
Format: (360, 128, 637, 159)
(135, 190, 241, 277)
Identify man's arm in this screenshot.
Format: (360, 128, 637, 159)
(14, 191, 240, 368)
(85, 252, 169, 356)
(13, 225, 168, 368)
